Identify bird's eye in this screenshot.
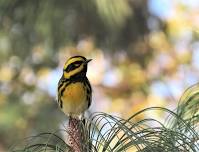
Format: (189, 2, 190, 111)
(74, 64, 79, 66)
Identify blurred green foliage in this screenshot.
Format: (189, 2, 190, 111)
(0, 0, 198, 151)
(0, 0, 151, 62)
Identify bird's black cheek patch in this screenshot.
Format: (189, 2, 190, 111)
(65, 64, 76, 72)
(65, 62, 82, 72)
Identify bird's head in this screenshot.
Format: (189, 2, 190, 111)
(63, 56, 92, 79)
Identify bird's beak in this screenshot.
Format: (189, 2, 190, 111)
(85, 59, 92, 64)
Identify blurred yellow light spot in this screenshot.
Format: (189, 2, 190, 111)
(128, 64, 146, 87)
(37, 67, 50, 78)
(109, 98, 125, 114)
(130, 100, 147, 121)
(0, 66, 13, 82)
(149, 32, 170, 52)
(176, 51, 191, 64)
(163, 56, 177, 73)
(167, 16, 190, 38)
(147, 94, 165, 107)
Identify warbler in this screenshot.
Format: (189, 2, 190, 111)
(57, 56, 92, 118)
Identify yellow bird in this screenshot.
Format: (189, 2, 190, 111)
(57, 56, 92, 119)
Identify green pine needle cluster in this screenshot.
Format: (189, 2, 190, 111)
(11, 84, 199, 152)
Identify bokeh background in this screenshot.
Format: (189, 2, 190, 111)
(0, 0, 199, 151)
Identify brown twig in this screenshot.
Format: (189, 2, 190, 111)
(67, 116, 83, 152)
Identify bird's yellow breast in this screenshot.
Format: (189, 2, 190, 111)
(61, 82, 87, 116)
